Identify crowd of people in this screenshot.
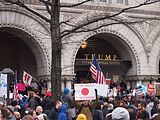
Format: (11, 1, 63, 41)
(0, 86, 160, 120)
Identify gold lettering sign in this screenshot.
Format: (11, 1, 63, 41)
(84, 54, 118, 61)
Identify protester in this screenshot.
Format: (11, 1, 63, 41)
(36, 106, 48, 120)
(19, 95, 28, 109)
(151, 97, 159, 117)
(93, 101, 104, 120)
(48, 100, 62, 120)
(14, 111, 21, 120)
(28, 109, 38, 120)
(76, 114, 87, 120)
(0, 106, 8, 120)
(126, 106, 136, 120)
(61, 88, 76, 120)
(41, 93, 55, 116)
(6, 105, 16, 120)
(73, 89, 98, 120)
(58, 104, 69, 120)
(146, 95, 154, 119)
(11, 100, 20, 112)
(22, 115, 34, 120)
(28, 90, 41, 110)
(3, 77, 160, 120)
(111, 107, 130, 120)
(136, 101, 149, 120)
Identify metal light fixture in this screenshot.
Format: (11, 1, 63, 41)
(81, 41, 88, 49)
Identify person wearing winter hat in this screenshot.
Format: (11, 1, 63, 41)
(76, 114, 87, 120)
(11, 100, 20, 112)
(111, 107, 130, 120)
(58, 104, 69, 120)
(61, 88, 76, 120)
(6, 105, 16, 120)
(7, 105, 15, 114)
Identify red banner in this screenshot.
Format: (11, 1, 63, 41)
(147, 83, 155, 94)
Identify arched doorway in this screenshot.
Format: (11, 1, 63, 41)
(75, 33, 133, 83)
(0, 29, 37, 80)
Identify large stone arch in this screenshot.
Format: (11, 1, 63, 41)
(62, 13, 148, 78)
(0, 6, 51, 79)
(149, 28, 160, 75)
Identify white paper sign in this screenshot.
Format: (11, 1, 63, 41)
(113, 75, 119, 83)
(0, 74, 7, 98)
(74, 83, 108, 100)
(96, 84, 108, 97)
(74, 83, 96, 100)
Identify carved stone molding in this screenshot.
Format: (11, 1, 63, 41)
(72, 29, 141, 75)
(125, 75, 160, 81)
(0, 7, 51, 75)
(61, 74, 76, 81)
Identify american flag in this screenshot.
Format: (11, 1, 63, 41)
(89, 57, 105, 84)
(13, 71, 19, 100)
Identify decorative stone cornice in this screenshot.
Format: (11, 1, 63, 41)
(125, 75, 160, 80)
(60, 3, 160, 16)
(4, 1, 159, 16)
(61, 74, 76, 81)
(36, 75, 51, 81)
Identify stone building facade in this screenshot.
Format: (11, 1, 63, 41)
(0, 0, 160, 90)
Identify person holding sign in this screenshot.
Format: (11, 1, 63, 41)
(73, 89, 98, 120)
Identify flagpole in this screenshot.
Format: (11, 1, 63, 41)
(32, 77, 42, 87)
(13, 70, 18, 100)
(88, 56, 95, 83)
(86, 71, 90, 83)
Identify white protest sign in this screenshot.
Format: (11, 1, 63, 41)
(0, 74, 7, 98)
(74, 83, 96, 101)
(107, 89, 113, 97)
(74, 83, 108, 100)
(95, 84, 108, 97)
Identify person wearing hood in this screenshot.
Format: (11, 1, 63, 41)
(58, 104, 69, 120)
(61, 88, 76, 120)
(76, 114, 87, 120)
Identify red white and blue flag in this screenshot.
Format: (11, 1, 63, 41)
(23, 71, 33, 86)
(89, 57, 105, 84)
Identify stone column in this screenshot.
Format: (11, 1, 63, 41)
(61, 74, 76, 91)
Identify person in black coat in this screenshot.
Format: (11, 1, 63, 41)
(93, 101, 104, 120)
(42, 96, 55, 116)
(48, 100, 62, 120)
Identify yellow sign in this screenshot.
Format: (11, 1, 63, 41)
(84, 54, 118, 60)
